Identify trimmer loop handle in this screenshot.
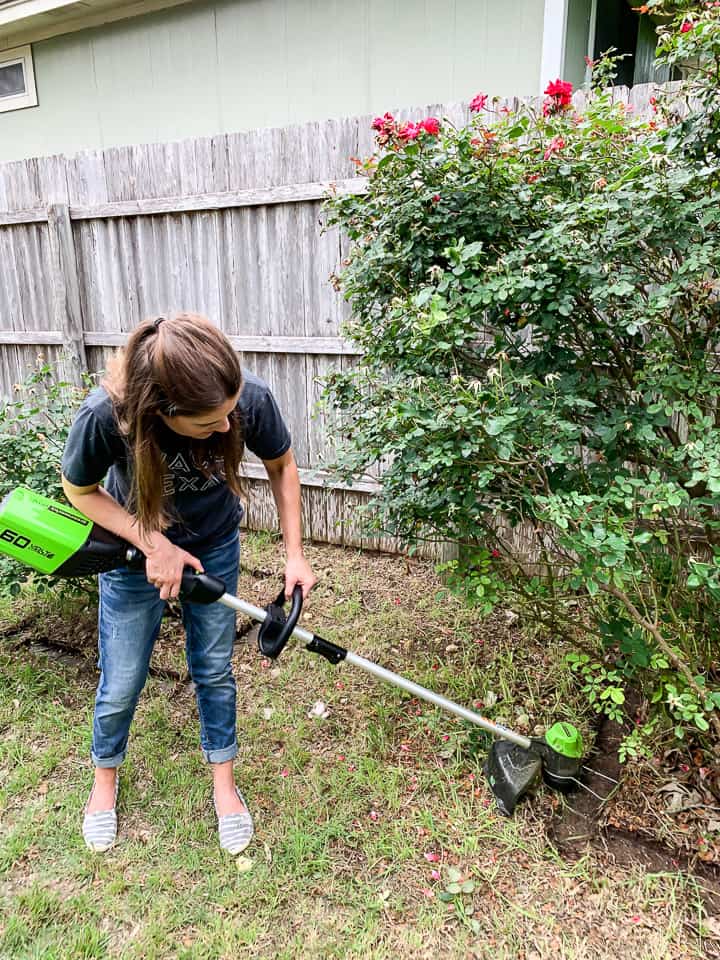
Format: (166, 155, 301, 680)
(258, 585, 304, 660)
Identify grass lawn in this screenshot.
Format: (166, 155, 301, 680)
(0, 534, 714, 959)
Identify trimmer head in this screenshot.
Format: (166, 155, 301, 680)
(484, 722, 584, 815)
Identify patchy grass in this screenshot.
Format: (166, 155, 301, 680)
(0, 534, 715, 959)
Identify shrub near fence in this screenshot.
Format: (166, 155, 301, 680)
(323, 4, 720, 752)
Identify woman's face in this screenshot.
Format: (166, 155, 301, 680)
(159, 392, 240, 440)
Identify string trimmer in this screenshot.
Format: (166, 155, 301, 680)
(0, 487, 586, 815)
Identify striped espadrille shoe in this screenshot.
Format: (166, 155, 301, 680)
(82, 776, 119, 853)
(215, 788, 254, 855)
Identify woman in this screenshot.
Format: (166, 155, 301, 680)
(61, 313, 316, 854)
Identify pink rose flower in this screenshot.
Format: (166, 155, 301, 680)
(371, 111, 394, 131)
(469, 92, 488, 113)
(397, 122, 420, 141)
(543, 135, 565, 161)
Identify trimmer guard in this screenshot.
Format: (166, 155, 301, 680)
(484, 725, 585, 815)
(483, 740, 543, 816)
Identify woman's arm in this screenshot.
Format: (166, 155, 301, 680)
(62, 477, 159, 552)
(261, 450, 317, 599)
(61, 476, 203, 599)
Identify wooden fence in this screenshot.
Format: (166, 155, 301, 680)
(0, 84, 663, 554)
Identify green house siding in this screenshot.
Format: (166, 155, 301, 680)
(0, 0, 544, 163)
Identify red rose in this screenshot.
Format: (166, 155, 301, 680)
(544, 79, 573, 105)
(680, 20, 693, 33)
(469, 92, 488, 113)
(543, 79, 573, 118)
(421, 117, 440, 136)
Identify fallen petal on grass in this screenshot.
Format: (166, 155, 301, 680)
(308, 700, 330, 719)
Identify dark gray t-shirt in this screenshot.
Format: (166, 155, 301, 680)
(61, 370, 291, 551)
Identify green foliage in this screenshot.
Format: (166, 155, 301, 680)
(0, 359, 94, 599)
(324, 2, 720, 749)
(618, 717, 660, 764)
(566, 653, 627, 725)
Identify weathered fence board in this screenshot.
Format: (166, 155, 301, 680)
(0, 85, 668, 555)
(46, 204, 86, 384)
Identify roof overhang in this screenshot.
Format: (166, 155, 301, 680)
(0, 0, 196, 50)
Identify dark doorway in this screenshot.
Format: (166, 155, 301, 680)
(593, 0, 641, 87)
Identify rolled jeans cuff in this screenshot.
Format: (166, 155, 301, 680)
(91, 749, 126, 768)
(203, 741, 238, 764)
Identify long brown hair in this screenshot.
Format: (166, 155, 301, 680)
(103, 313, 244, 536)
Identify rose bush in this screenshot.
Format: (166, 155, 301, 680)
(324, 0, 720, 754)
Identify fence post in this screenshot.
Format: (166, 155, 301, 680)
(46, 203, 86, 386)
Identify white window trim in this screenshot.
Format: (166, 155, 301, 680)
(586, 0, 598, 84)
(0, 44, 37, 113)
(539, 0, 569, 93)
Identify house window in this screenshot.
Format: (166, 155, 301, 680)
(0, 45, 37, 114)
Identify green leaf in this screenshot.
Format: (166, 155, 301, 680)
(414, 288, 434, 308)
(485, 417, 510, 437)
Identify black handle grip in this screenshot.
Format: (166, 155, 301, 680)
(258, 585, 303, 659)
(126, 546, 144, 569)
(180, 568, 227, 604)
(127, 550, 226, 604)
(53, 528, 225, 603)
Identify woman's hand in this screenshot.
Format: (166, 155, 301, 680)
(144, 533, 204, 600)
(284, 554, 317, 601)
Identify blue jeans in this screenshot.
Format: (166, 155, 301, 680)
(92, 532, 240, 767)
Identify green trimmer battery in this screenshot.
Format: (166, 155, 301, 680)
(0, 487, 133, 576)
